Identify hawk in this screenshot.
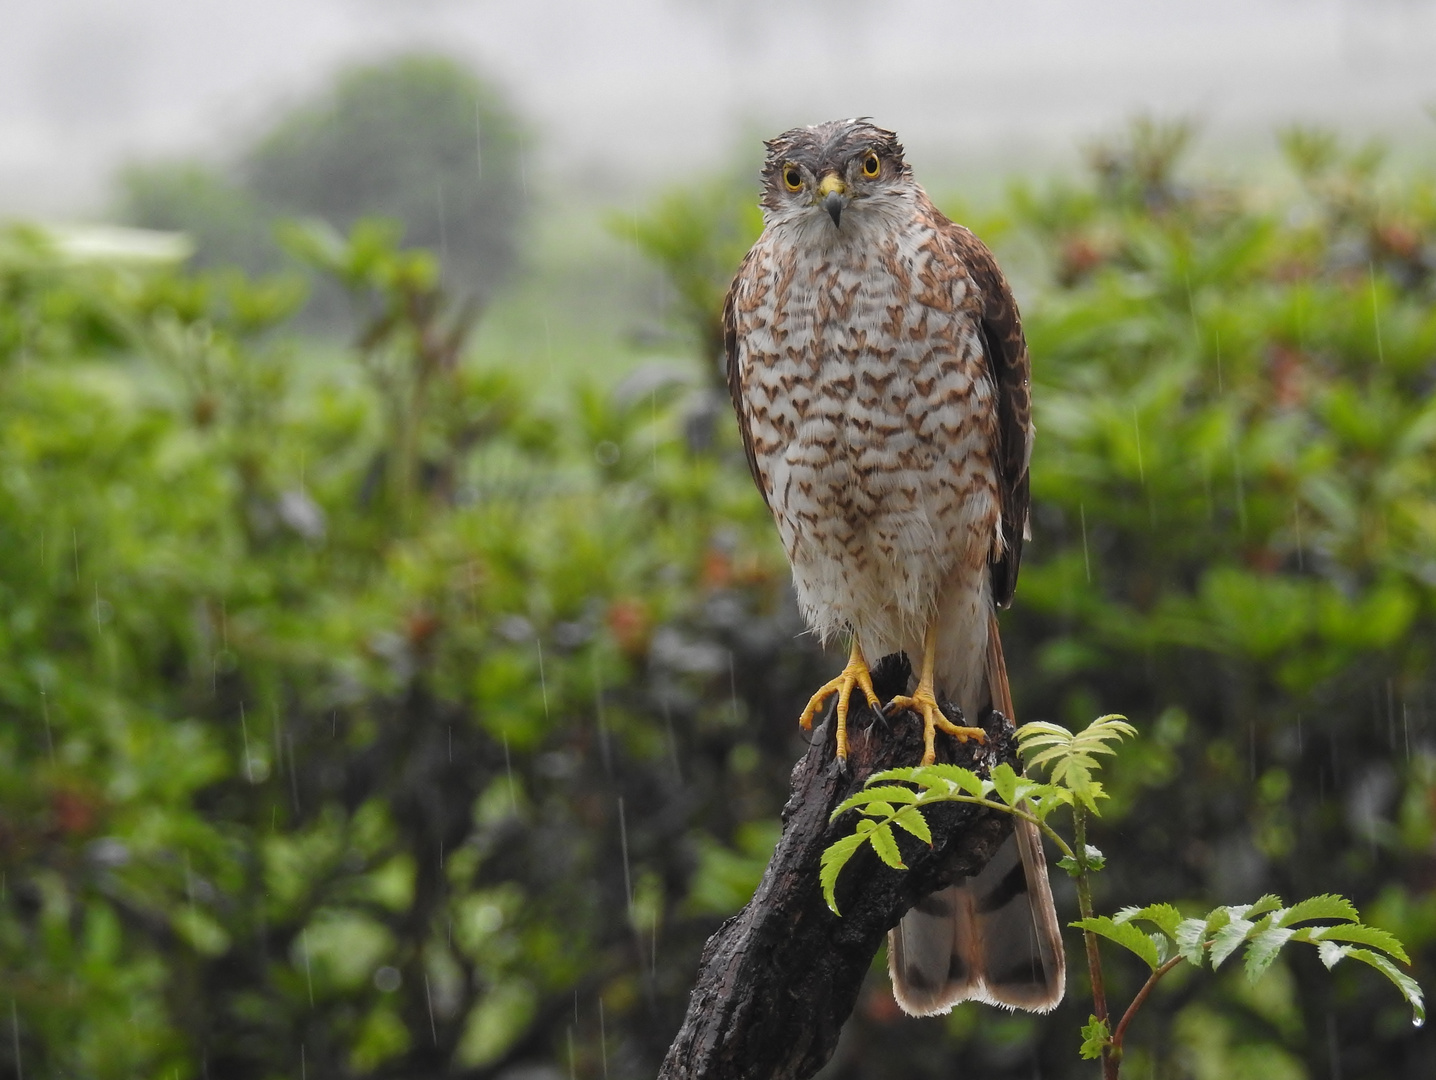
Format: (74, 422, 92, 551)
(723, 119, 1065, 1015)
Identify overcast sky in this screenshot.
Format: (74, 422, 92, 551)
(3, 0, 1435, 216)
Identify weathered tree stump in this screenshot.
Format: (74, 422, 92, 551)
(660, 655, 1020, 1080)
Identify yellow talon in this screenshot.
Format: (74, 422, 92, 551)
(798, 640, 882, 762)
(885, 623, 986, 765)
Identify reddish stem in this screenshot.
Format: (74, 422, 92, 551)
(1110, 956, 1184, 1063)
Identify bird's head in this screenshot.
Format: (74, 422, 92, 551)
(759, 118, 913, 233)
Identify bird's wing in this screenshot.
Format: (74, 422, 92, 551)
(944, 222, 1034, 609)
(723, 251, 772, 513)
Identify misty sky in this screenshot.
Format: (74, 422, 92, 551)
(2, 0, 1435, 216)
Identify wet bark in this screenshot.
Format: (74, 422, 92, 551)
(659, 654, 1020, 1080)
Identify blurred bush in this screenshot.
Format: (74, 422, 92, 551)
(116, 53, 525, 308)
(1, 119, 1433, 1079)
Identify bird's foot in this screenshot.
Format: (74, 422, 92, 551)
(885, 687, 987, 766)
(799, 650, 882, 764)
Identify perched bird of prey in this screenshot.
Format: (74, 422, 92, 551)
(723, 119, 1065, 1015)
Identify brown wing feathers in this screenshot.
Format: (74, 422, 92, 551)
(946, 223, 1033, 609)
(889, 221, 1061, 1018)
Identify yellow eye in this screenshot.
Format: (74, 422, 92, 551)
(783, 165, 803, 191)
(862, 152, 880, 177)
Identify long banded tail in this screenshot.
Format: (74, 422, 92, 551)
(888, 614, 1066, 1015)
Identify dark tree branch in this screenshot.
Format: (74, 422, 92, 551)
(660, 655, 1021, 1080)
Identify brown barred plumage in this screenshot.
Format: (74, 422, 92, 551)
(724, 119, 1062, 1016)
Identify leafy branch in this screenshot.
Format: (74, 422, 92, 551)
(820, 715, 1423, 1077)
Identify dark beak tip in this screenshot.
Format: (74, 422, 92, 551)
(824, 192, 844, 227)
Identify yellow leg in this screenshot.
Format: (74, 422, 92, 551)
(885, 622, 987, 765)
(798, 640, 882, 762)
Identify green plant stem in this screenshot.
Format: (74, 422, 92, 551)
(1072, 806, 1115, 1080)
(1111, 956, 1183, 1065)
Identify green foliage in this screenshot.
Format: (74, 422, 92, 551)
(825, 712, 1422, 1067)
(1019, 714, 1136, 810)
(1080, 1015, 1112, 1060)
(0, 216, 814, 1078)
(619, 178, 763, 383)
(118, 53, 526, 304)
(11, 112, 1436, 1077)
(1081, 893, 1424, 1025)
(821, 716, 1135, 913)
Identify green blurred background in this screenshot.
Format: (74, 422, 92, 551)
(3, 39, 1436, 1080)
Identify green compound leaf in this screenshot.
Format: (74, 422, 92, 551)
(1175, 917, 1211, 967)
(1244, 926, 1296, 983)
(903, 763, 988, 797)
(1342, 948, 1425, 1028)
(868, 822, 906, 870)
(830, 785, 919, 820)
(819, 831, 867, 915)
(1114, 902, 1182, 938)
(990, 763, 1020, 807)
(1073, 916, 1161, 970)
(1079, 1014, 1112, 1060)
(1305, 923, 1411, 965)
(1279, 894, 1359, 927)
(890, 805, 932, 846)
(1016, 715, 1135, 815)
(1209, 917, 1256, 969)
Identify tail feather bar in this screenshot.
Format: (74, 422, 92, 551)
(887, 614, 1066, 1016)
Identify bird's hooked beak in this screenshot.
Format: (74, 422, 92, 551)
(817, 173, 848, 228)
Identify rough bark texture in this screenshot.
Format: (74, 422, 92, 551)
(659, 654, 1019, 1080)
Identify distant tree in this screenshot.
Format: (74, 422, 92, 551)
(114, 160, 277, 275)
(244, 54, 525, 302)
(116, 53, 525, 309)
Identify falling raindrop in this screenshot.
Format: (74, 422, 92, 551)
(536, 636, 550, 723)
(1387, 680, 1396, 750)
(1078, 503, 1091, 584)
(11, 1000, 22, 1080)
(502, 735, 517, 813)
(1293, 501, 1304, 571)
(301, 930, 314, 1007)
(517, 132, 529, 200)
(301, 1043, 307, 1080)
(1403, 704, 1410, 761)
(71, 527, 80, 584)
(543, 317, 554, 383)
(240, 703, 254, 783)
(593, 651, 613, 776)
(1368, 263, 1385, 365)
(436, 178, 449, 272)
(287, 733, 300, 814)
(661, 697, 681, 782)
(425, 974, 438, 1045)
(40, 689, 54, 765)
(1231, 441, 1247, 537)
(599, 999, 610, 1080)
(474, 107, 483, 181)
(617, 797, 633, 911)
(1213, 327, 1224, 394)
(1131, 406, 1144, 486)
(728, 654, 740, 727)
